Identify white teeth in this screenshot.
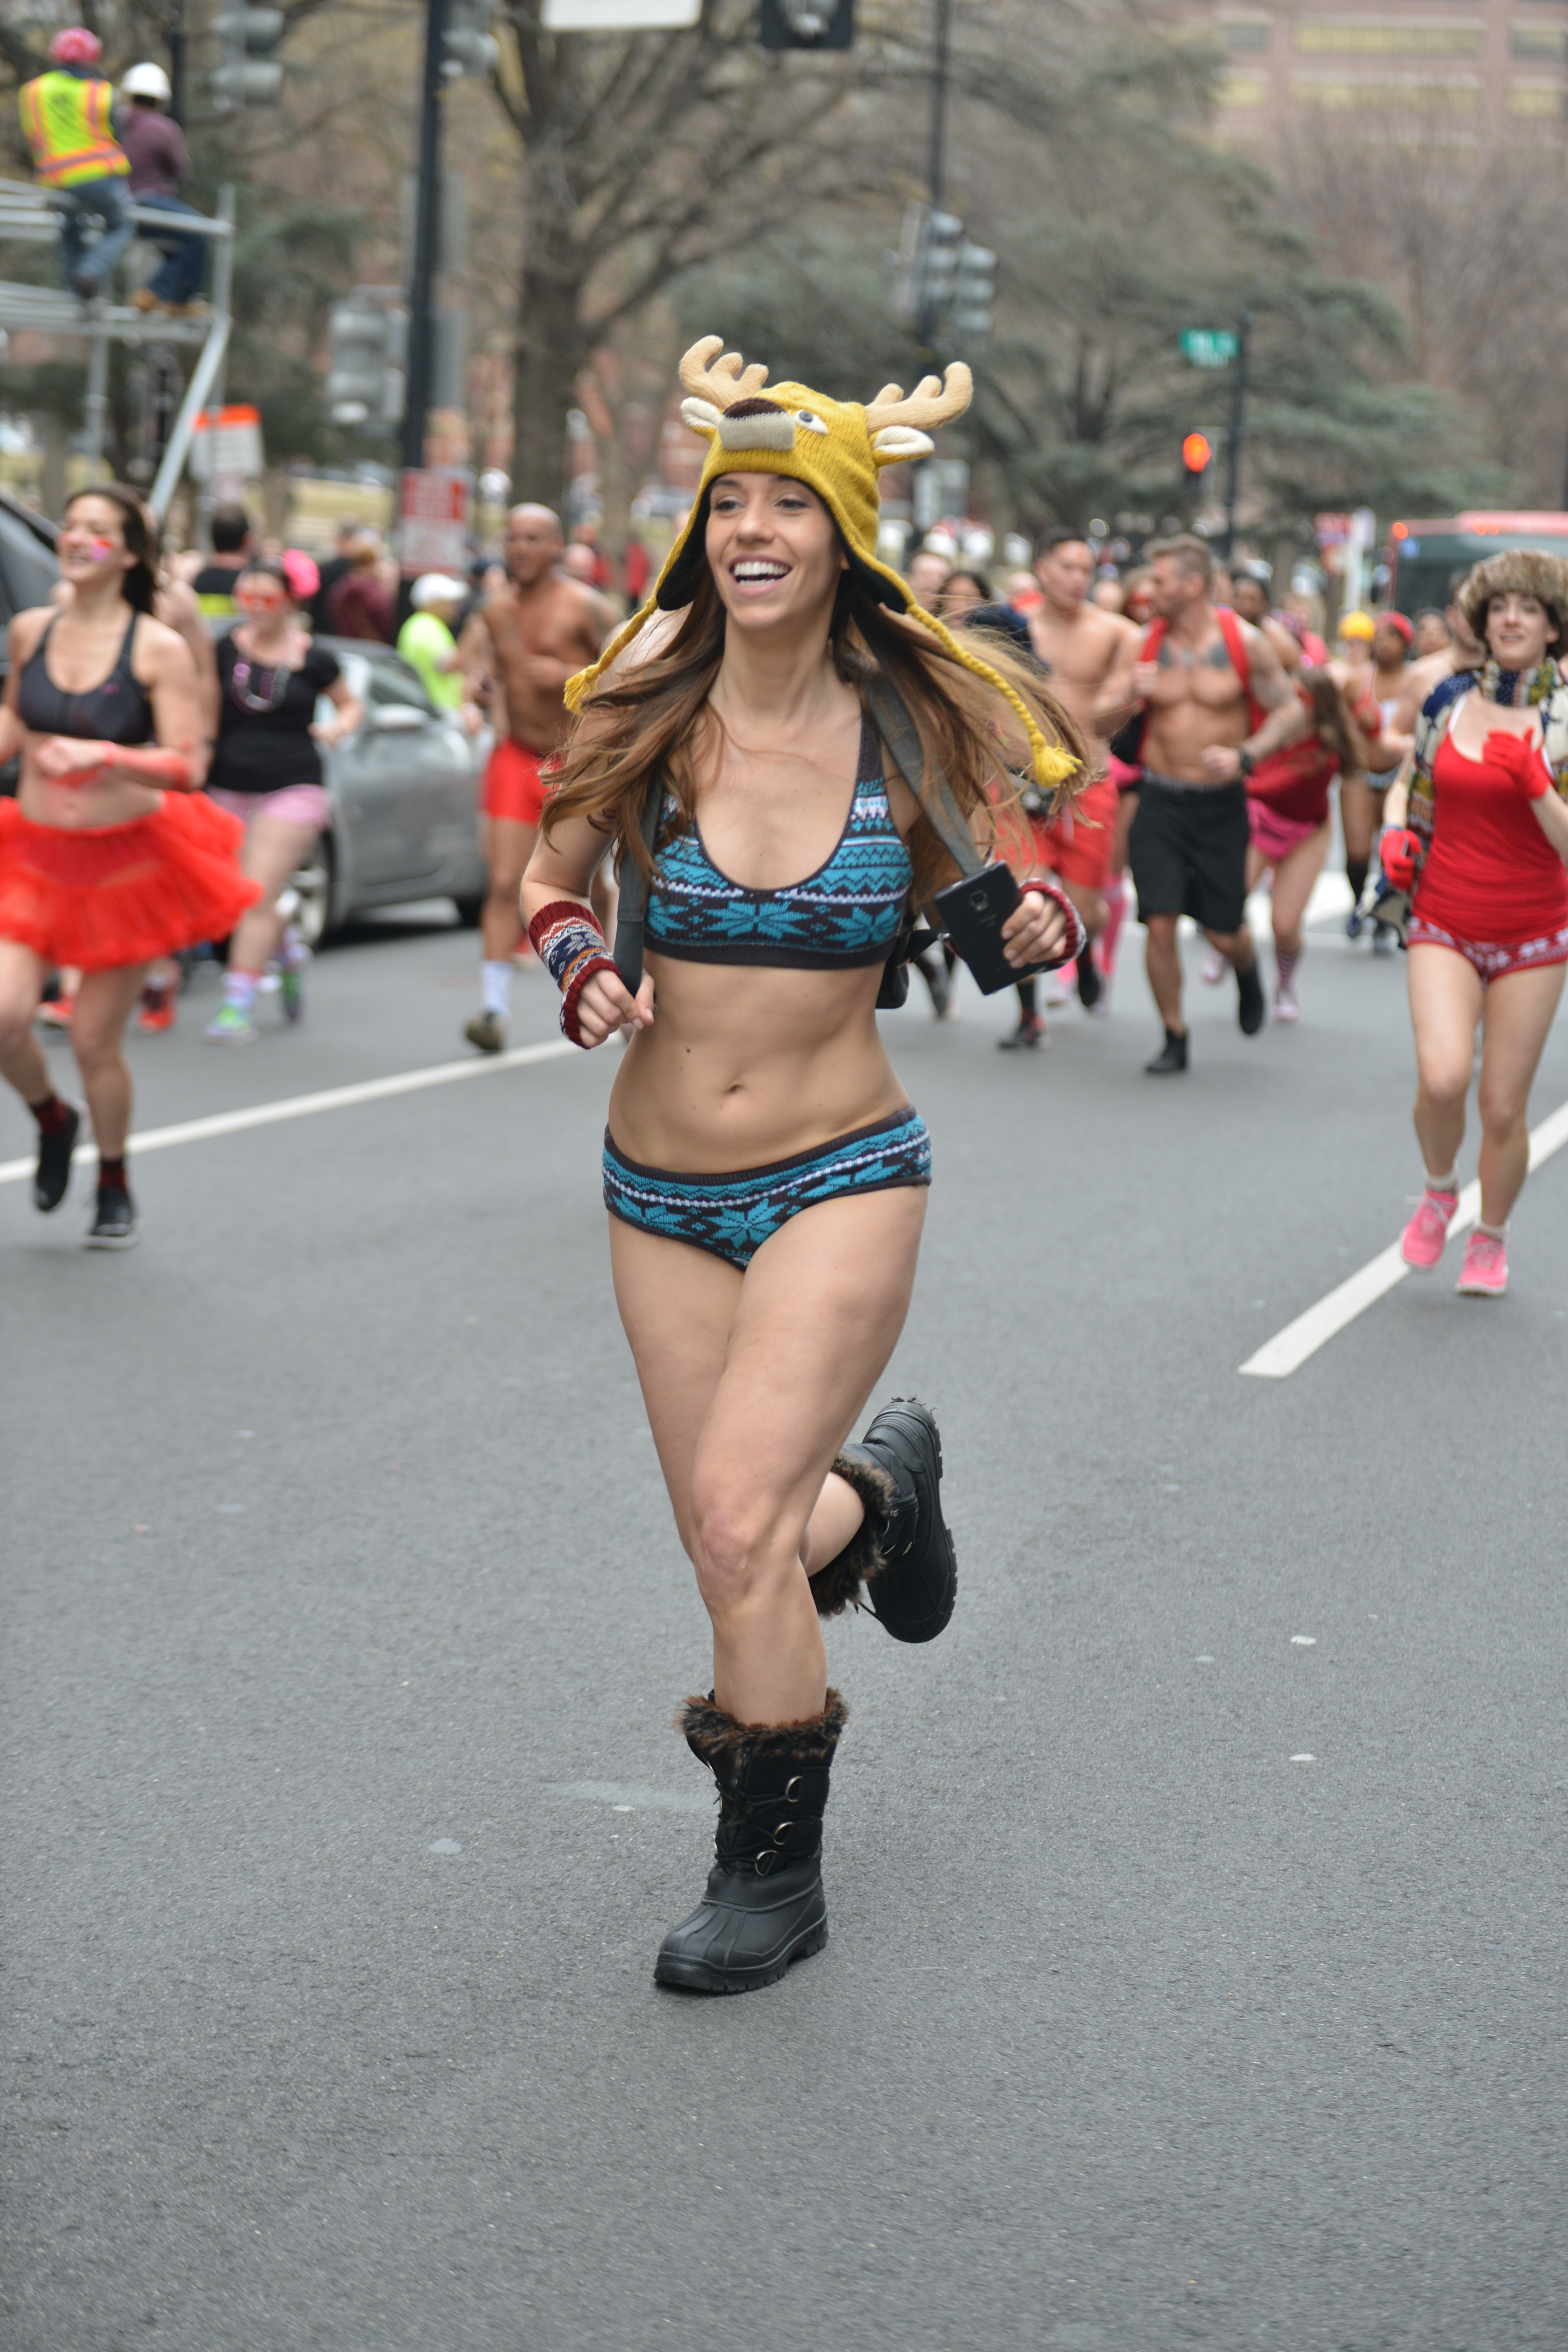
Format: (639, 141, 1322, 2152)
(733, 562, 787, 581)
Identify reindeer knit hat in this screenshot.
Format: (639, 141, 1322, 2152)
(565, 336, 1076, 793)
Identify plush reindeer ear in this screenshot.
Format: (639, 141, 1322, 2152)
(871, 426, 935, 464)
(680, 397, 723, 437)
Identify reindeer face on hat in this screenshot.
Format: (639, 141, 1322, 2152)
(565, 335, 1078, 795)
(649, 337, 974, 617)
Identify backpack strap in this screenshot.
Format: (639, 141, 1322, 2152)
(1216, 605, 1266, 734)
(611, 774, 665, 992)
(861, 670, 985, 881)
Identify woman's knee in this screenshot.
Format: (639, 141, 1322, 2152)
(689, 1477, 788, 1613)
(1415, 1058, 1471, 1116)
(1476, 1082, 1529, 1141)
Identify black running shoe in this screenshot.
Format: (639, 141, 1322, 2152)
(33, 1103, 81, 1213)
(84, 1184, 138, 1250)
(1145, 1028, 1188, 1075)
(1237, 958, 1266, 1036)
(1075, 945, 1102, 1009)
(840, 1397, 957, 1643)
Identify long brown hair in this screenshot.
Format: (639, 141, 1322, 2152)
(1301, 666, 1374, 774)
(63, 482, 159, 616)
(545, 567, 1089, 902)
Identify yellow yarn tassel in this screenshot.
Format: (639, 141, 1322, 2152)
(900, 598, 1078, 793)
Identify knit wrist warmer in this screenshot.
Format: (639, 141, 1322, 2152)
(1020, 878, 1087, 967)
(527, 899, 617, 1046)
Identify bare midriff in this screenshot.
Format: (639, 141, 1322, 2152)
(15, 754, 164, 830)
(608, 954, 911, 1173)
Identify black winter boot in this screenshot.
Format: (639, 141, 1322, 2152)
(654, 1690, 847, 1995)
(812, 1397, 957, 1643)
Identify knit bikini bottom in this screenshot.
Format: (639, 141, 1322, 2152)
(602, 1106, 931, 1272)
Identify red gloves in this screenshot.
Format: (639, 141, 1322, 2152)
(1379, 827, 1421, 891)
(1484, 729, 1553, 802)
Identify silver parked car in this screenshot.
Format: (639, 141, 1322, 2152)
(292, 638, 489, 945)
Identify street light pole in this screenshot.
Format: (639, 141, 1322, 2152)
(1222, 308, 1251, 562)
(403, 0, 445, 483)
(915, 0, 951, 354)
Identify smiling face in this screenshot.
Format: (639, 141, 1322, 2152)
(1485, 591, 1558, 671)
(57, 494, 134, 596)
(704, 473, 847, 637)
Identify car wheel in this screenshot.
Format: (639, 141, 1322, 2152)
(452, 893, 484, 928)
(289, 833, 336, 948)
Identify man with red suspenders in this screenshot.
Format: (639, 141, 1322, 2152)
(1113, 535, 1308, 1073)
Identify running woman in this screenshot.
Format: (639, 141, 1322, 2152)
(0, 484, 257, 1245)
(203, 552, 362, 1043)
(1245, 668, 1377, 1022)
(1382, 551, 1568, 1296)
(521, 339, 1084, 1993)
(1342, 609, 1415, 950)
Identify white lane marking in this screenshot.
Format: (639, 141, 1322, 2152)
(1242, 1095, 1568, 1378)
(0, 1038, 576, 1187)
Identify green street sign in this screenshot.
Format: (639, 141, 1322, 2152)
(1179, 329, 1240, 368)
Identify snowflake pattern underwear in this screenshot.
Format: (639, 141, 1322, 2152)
(602, 1107, 931, 1271)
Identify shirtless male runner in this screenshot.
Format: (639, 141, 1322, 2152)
(1110, 534, 1307, 1074)
(1001, 530, 1140, 1036)
(458, 504, 611, 1052)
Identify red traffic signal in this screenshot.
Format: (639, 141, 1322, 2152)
(1182, 432, 1212, 478)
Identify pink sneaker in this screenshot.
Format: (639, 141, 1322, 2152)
(1401, 1186, 1458, 1269)
(1456, 1230, 1508, 1297)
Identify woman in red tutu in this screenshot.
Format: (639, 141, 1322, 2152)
(0, 482, 258, 1247)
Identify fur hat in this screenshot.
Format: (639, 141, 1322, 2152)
(1457, 549, 1568, 646)
(565, 337, 1076, 794)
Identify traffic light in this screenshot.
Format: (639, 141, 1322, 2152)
(952, 241, 996, 341)
(917, 209, 964, 323)
(443, 0, 499, 82)
(210, 6, 285, 109)
(760, 0, 854, 46)
(326, 292, 406, 428)
(1182, 432, 1212, 483)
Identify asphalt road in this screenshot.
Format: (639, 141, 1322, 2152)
(6, 894, 1568, 2352)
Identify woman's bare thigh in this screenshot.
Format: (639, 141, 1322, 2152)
(609, 1184, 927, 1562)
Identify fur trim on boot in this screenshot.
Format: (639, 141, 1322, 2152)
(656, 1686, 848, 1993)
(677, 1686, 849, 1763)
(806, 1452, 895, 1618)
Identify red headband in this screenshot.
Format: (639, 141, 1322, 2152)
(1379, 611, 1414, 649)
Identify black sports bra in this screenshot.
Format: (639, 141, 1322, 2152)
(16, 613, 155, 746)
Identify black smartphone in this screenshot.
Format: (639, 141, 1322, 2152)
(934, 865, 1039, 994)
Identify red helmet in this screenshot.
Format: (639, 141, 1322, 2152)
(49, 27, 104, 63)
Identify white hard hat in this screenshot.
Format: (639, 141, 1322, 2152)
(121, 62, 172, 101)
(411, 573, 466, 608)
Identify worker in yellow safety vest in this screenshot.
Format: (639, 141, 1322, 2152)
(18, 28, 135, 303)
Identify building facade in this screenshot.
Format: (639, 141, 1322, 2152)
(1169, 0, 1568, 144)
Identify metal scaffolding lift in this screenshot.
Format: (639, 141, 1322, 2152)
(0, 177, 234, 519)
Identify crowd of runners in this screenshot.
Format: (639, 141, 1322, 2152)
(4, 332, 1568, 2000)
(1, 447, 1565, 1305)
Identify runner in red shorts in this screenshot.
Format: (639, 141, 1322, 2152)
(456, 507, 613, 1051)
(1382, 551, 1568, 1297)
(977, 529, 1139, 1046)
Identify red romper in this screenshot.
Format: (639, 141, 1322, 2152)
(1409, 719, 1568, 980)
